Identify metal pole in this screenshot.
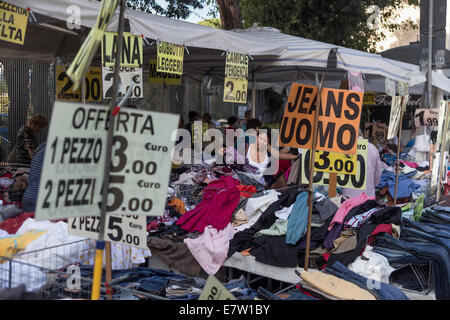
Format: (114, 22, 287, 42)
(427, 0, 434, 108)
(91, 0, 126, 301)
(304, 76, 324, 271)
(252, 71, 256, 118)
(393, 96, 405, 205)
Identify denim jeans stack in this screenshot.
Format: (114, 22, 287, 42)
(56, 266, 258, 300)
(373, 211, 450, 300)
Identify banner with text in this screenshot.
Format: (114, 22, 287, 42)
(148, 59, 182, 85)
(156, 41, 184, 75)
(35, 102, 179, 221)
(0, 1, 29, 45)
(364, 122, 387, 140)
(414, 108, 439, 128)
(279, 83, 363, 155)
(102, 32, 143, 68)
(223, 52, 248, 104)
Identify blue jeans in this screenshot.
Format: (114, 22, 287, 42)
(324, 261, 408, 300)
(375, 234, 450, 300)
(22, 197, 37, 213)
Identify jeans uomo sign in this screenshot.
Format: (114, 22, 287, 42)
(279, 83, 363, 155)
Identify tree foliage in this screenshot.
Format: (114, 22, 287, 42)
(125, 0, 205, 19)
(239, 0, 419, 52)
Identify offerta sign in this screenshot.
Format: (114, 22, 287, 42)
(0, 1, 29, 45)
(35, 101, 179, 221)
(279, 83, 363, 155)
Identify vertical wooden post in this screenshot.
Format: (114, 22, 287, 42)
(304, 76, 324, 271)
(393, 96, 405, 205)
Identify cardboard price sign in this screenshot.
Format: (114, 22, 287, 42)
(364, 122, 387, 140)
(198, 275, 237, 300)
(148, 59, 181, 85)
(68, 214, 147, 249)
(414, 108, 439, 127)
(387, 95, 407, 140)
(223, 77, 248, 103)
(225, 52, 249, 79)
(102, 66, 143, 99)
(301, 139, 368, 190)
(279, 83, 363, 155)
(0, 1, 29, 45)
(56, 65, 102, 102)
(35, 102, 179, 221)
(309, 149, 358, 175)
(156, 41, 184, 75)
(363, 92, 375, 105)
(102, 32, 143, 68)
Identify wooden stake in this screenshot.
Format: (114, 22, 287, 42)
(304, 76, 324, 271)
(328, 173, 337, 198)
(393, 96, 405, 205)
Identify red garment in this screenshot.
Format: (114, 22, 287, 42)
(176, 176, 240, 233)
(236, 185, 257, 198)
(367, 224, 393, 246)
(0, 212, 35, 234)
(274, 159, 291, 177)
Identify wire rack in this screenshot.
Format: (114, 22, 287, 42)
(0, 239, 173, 300)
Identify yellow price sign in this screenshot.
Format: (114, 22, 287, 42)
(156, 41, 184, 75)
(0, 1, 29, 45)
(148, 59, 181, 85)
(301, 139, 369, 190)
(56, 65, 102, 102)
(102, 32, 143, 68)
(363, 92, 375, 105)
(311, 149, 358, 175)
(223, 77, 248, 103)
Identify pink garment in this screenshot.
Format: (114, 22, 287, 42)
(343, 140, 382, 198)
(328, 193, 375, 231)
(400, 161, 418, 168)
(176, 176, 240, 233)
(184, 224, 235, 275)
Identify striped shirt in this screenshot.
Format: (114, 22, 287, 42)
(23, 142, 46, 200)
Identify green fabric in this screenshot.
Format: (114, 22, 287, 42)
(400, 203, 412, 212)
(255, 220, 288, 237)
(413, 194, 425, 222)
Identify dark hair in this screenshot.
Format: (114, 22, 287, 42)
(188, 111, 198, 121)
(203, 113, 211, 124)
(228, 116, 238, 126)
(29, 114, 48, 129)
(246, 118, 262, 130)
(245, 110, 251, 117)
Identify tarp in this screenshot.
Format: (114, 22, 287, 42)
(5, 0, 286, 56)
(3, 0, 450, 95)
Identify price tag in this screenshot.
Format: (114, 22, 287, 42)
(56, 65, 103, 102)
(68, 214, 147, 249)
(308, 149, 358, 175)
(364, 122, 387, 140)
(223, 77, 248, 103)
(198, 275, 237, 300)
(35, 101, 179, 221)
(414, 108, 439, 127)
(363, 92, 375, 105)
(301, 139, 368, 190)
(102, 66, 143, 99)
(156, 41, 184, 75)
